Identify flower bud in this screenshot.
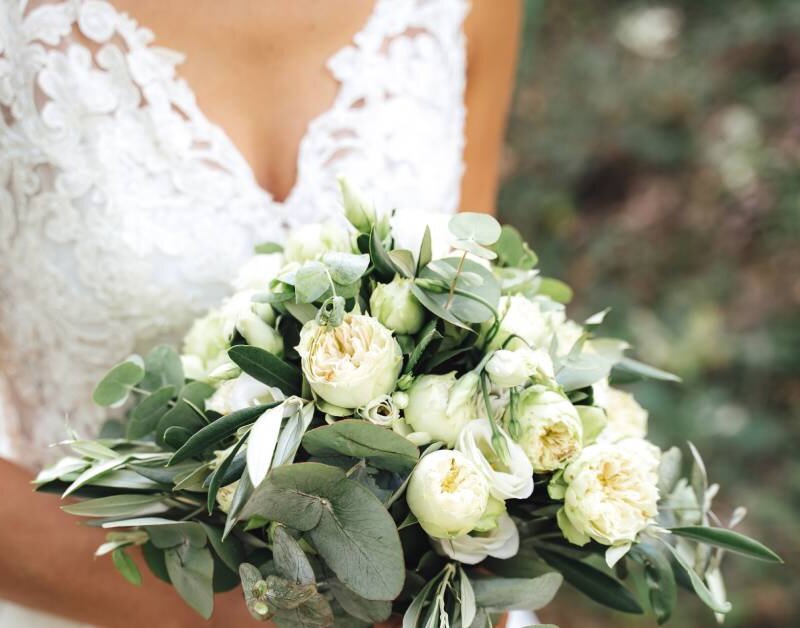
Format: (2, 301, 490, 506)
(356, 394, 399, 427)
(404, 372, 479, 446)
(485, 347, 555, 388)
(369, 277, 425, 335)
(337, 175, 376, 234)
(406, 450, 490, 538)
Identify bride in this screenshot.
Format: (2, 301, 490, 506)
(0, 1, 522, 625)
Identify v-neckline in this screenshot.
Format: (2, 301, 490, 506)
(111, 0, 385, 206)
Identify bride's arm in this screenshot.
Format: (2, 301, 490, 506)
(0, 459, 262, 627)
(461, 0, 523, 215)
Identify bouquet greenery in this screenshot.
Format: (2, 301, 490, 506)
(36, 178, 782, 627)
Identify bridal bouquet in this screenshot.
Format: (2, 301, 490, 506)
(37, 179, 781, 627)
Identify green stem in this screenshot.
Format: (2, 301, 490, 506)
(444, 250, 468, 309)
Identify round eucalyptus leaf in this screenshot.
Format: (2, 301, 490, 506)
(418, 257, 500, 324)
(92, 356, 145, 407)
(448, 212, 501, 245)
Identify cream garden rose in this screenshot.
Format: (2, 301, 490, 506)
(553, 438, 661, 561)
(283, 221, 351, 263)
(404, 371, 480, 446)
(406, 450, 490, 539)
(594, 380, 649, 441)
(296, 313, 402, 409)
(513, 386, 584, 473)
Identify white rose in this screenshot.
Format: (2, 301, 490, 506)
(283, 221, 351, 263)
(369, 277, 425, 335)
(205, 372, 284, 415)
(484, 295, 583, 356)
(356, 394, 400, 427)
(404, 372, 480, 446)
(485, 347, 555, 388)
(181, 309, 230, 380)
(296, 314, 402, 409)
(233, 253, 284, 292)
(433, 513, 520, 565)
(457, 418, 533, 500)
(219, 290, 283, 356)
(513, 386, 583, 472)
(390, 210, 453, 261)
(406, 450, 490, 539)
(555, 438, 661, 554)
(594, 381, 648, 442)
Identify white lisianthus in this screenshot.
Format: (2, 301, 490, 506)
(404, 371, 480, 446)
(484, 295, 583, 355)
(390, 210, 454, 261)
(406, 450, 490, 539)
(220, 290, 283, 356)
(485, 347, 555, 388)
(283, 221, 351, 263)
(296, 314, 402, 409)
(357, 394, 400, 427)
(233, 253, 284, 292)
(205, 372, 284, 415)
(594, 380, 648, 441)
(554, 439, 661, 562)
(513, 386, 583, 472)
(433, 513, 520, 565)
(369, 277, 425, 335)
(457, 419, 533, 500)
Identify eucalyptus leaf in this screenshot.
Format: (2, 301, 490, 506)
(302, 420, 419, 474)
(388, 249, 416, 278)
(228, 345, 302, 395)
(403, 319, 440, 375)
(165, 545, 215, 619)
(127, 385, 175, 439)
(142, 541, 171, 583)
(140, 345, 184, 392)
(201, 523, 245, 573)
(416, 226, 432, 274)
(323, 252, 370, 285)
(273, 525, 316, 585)
(490, 224, 538, 269)
(369, 226, 398, 282)
(629, 543, 677, 625)
(295, 262, 331, 303)
(471, 573, 562, 611)
(448, 212, 501, 245)
(328, 578, 392, 623)
(92, 356, 145, 407)
(537, 277, 573, 304)
(418, 257, 500, 324)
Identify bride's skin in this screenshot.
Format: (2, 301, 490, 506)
(0, 1, 521, 625)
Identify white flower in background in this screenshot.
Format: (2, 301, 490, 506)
(485, 347, 555, 388)
(216, 481, 239, 513)
(297, 313, 402, 409)
(406, 450, 490, 539)
(433, 513, 520, 565)
(181, 309, 230, 380)
(390, 210, 453, 261)
(369, 276, 425, 335)
(220, 290, 283, 356)
(283, 221, 351, 263)
(514, 386, 584, 473)
(233, 253, 284, 292)
(357, 394, 400, 427)
(404, 371, 480, 446)
(554, 439, 661, 565)
(457, 418, 534, 500)
(205, 372, 284, 415)
(484, 295, 583, 356)
(594, 380, 648, 441)
(615, 6, 682, 60)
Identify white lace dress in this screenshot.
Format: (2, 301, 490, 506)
(0, 1, 536, 626)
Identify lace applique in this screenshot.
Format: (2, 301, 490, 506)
(0, 0, 467, 467)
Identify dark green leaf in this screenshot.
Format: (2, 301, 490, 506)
(165, 545, 214, 619)
(370, 226, 398, 282)
(403, 319, 440, 375)
(416, 226, 432, 274)
(328, 578, 391, 623)
(140, 345, 184, 392)
(112, 548, 142, 586)
(302, 420, 419, 474)
(155, 382, 214, 447)
(471, 573, 563, 611)
(169, 402, 278, 466)
(538, 549, 643, 614)
(228, 345, 302, 395)
(418, 257, 500, 324)
(142, 541, 171, 583)
(670, 526, 783, 563)
(92, 357, 145, 407)
(273, 525, 316, 585)
(658, 538, 731, 614)
(201, 523, 244, 573)
(629, 543, 677, 625)
(61, 494, 167, 518)
(127, 386, 175, 439)
(206, 434, 248, 514)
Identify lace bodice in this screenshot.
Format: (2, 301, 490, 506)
(0, 0, 468, 468)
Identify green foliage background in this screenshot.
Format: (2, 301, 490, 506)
(498, 1, 799, 626)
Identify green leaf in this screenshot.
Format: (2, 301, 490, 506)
(657, 537, 731, 614)
(92, 356, 145, 407)
(155, 382, 214, 447)
(62, 494, 168, 518)
(452, 238, 498, 260)
(165, 545, 215, 619)
(471, 573, 563, 611)
(241, 462, 405, 600)
(411, 283, 471, 331)
(323, 252, 370, 285)
(458, 566, 477, 627)
(102, 518, 206, 548)
(112, 548, 142, 586)
(302, 420, 419, 474)
(223, 470, 254, 540)
(491, 224, 538, 269)
(403, 319, 440, 375)
(140, 345, 184, 392)
(657, 446, 683, 496)
(670, 526, 783, 563)
(127, 386, 175, 439)
(129, 460, 200, 485)
(142, 541, 171, 583)
(295, 261, 331, 303)
(388, 249, 416, 278)
(272, 525, 316, 585)
(537, 277, 573, 304)
(418, 257, 500, 324)
(370, 226, 398, 282)
(328, 578, 392, 623)
(228, 345, 302, 395)
(255, 241, 284, 254)
(169, 402, 278, 466)
(206, 433, 248, 513)
(613, 357, 681, 383)
(448, 212, 501, 245)
(538, 549, 643, 614)
(62, 456, 130, 497)
(416, 226, 432, 274)
(273, 402, 316, 468)
(201, 523, 244, 573)
(629, 543, 677, 625)
(402, 572, 440, 628)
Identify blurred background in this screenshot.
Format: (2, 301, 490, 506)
(497, 1, 799, 626)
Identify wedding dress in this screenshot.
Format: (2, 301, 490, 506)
(0, 1, 537, 626)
